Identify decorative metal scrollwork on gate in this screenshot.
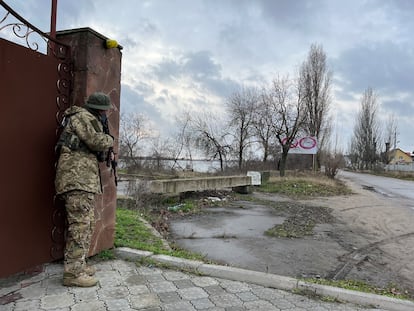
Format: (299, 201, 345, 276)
(0, 1, 72, 122)
(1, 2, 66, 57)
(0, 11, 47, 52)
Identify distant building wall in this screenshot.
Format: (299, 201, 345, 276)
(389, 149, 413, 165)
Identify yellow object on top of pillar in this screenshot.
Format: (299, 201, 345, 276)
(105, 39, 118, 49)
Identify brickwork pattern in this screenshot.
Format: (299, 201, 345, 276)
(0, 260, 387, 311)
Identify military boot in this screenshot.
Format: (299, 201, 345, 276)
(63, 272, 98, 287)
(84, 265, 96, 276)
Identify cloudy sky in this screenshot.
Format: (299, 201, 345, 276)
(3, 0, 414, 153)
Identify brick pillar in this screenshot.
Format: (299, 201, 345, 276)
(56, 27, 121, 256)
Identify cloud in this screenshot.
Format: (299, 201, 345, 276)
(149, 50, 239, 100)
(4, 0, 414, 152)
(151, 58, 182, 83)
(121, 84, 161, 121)
(335, 42, 414, 95)
(382, 99, 414, 117)
(151, 51, 222, 81)
(183, 51, 221, 79)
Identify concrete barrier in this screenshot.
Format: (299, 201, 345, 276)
(149, 175, 252, 194)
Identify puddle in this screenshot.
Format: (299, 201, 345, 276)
(169, 200, 344, 277)
(170, 204, 285, 239)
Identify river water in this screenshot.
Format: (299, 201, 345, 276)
(118, 159, 225, 173)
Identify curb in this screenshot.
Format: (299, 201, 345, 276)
(115, 247, 414, 311)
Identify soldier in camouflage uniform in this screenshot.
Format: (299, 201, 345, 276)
(55, 92, 114, 287)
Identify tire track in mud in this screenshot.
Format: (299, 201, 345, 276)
(329, 232, 414, 280)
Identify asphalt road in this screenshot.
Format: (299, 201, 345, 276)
(338, 170, 414, 201)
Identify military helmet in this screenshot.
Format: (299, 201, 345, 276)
(84, 92, 112, 110)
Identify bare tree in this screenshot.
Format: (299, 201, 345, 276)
(252, 87, 276, 162)
(381, 113, 399, 164)
(324, 152, 345, 179)
(119, 112, 151, 171)
(190, 111, 231, 172)
(265, 75, 307, 177)
(171, 111, 195, 170)
(384, 113, 399, 151)
(149, 136, 174, 170)
(299, 43, 333, 169)
(226, 87, 258, 170)
(349, 87, 381, 170)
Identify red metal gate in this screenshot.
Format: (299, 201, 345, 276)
(0, 3, 71, 277)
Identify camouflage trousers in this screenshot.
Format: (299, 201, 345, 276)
(62, 190, 95, 276)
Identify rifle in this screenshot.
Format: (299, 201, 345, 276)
(106, 146, 118, 186)
(101, 115, 118, 186)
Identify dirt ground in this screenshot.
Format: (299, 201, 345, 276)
(167, 178, 414, 297)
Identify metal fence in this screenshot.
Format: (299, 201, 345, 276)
(385, 163, 414, 172)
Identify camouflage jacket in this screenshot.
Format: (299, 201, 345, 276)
(55, 106, 114, 195)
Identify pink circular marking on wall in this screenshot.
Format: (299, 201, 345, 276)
(281, 137, 299, 148)
(299, 137, 317, 149)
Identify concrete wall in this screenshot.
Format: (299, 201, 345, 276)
(149, 176, 252, 194)
(57, 28, 122, 256)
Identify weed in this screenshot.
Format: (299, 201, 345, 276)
(167, 201, 197, 213)
(258, 176, 352, 198)
(303, 278, 413, 301)
(96, 249, 115, 260)
(370, 170, 414, 181)
(115, 208, 205, 261)
(115, 208, 166, 252)
(265, 202, 333, 238)
(293, 288, 343, 303)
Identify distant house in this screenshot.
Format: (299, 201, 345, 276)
(388, 148, 413, 165)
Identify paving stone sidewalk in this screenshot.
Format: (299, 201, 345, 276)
(0, 258, 390, 311)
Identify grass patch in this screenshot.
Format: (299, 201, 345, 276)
(265, 219, 316, 238)
(265, 202, 333, 238)
(96, 249, 116, 260)
(304, 278, 413, 301)
(115, 207, 205, 261)
(115, 208, 166, 252)
(370, 170, 414, 181)
(167, 201, 197, 213)
(258, 176, 352, 198)
(292, 288, 342, 303)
